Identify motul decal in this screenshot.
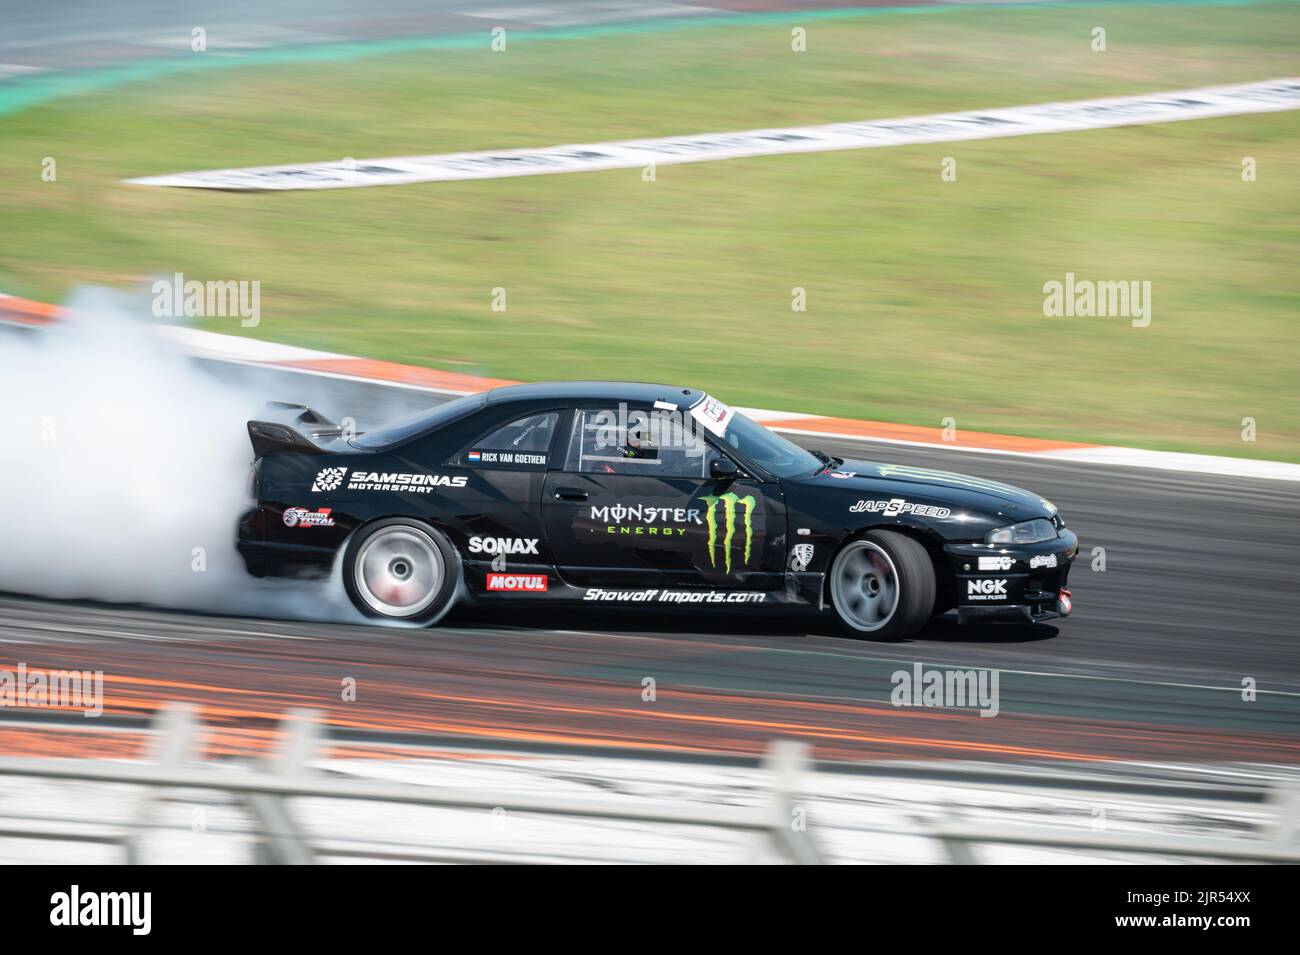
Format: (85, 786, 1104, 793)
(486, 574, 548, 592)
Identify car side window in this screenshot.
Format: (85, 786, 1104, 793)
(564, 407, 723, 478)
(460, 412, 558, 467)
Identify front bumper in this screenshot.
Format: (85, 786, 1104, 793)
(945, 529, 1077, 624)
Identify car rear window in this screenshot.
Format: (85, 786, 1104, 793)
(350, 393, 486, 449)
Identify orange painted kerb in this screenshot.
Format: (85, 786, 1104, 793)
(279, 357, 520, 394)
(0, 294, 1096, 454)
(0, 294, 62, 324)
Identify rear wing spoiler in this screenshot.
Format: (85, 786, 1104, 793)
(247, 402, 346, 457)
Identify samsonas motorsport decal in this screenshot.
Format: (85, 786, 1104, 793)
(310, 466, 466, 494)
(347, 472, 467, 493)
(311, 467, 347, 493)
(353, 475, 465, 496)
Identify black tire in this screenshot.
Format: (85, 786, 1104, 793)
(828, 529, 935, 640)
(342, 518, 460, 625)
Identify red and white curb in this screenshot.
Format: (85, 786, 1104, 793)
(4, 293, 1297, 482)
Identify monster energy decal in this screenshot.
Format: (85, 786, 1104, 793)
(701, 492, 757, 574)
(581, 495, 762, 575)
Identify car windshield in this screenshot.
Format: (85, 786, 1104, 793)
(351, 393, 485, 449)
(716, 411, 821, 478)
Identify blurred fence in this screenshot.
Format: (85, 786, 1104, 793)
(0, 704, 1296, 864)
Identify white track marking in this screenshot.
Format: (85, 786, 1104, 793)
(125, 78, 1300, 190)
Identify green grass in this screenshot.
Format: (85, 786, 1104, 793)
(1, 3, 1298, 459)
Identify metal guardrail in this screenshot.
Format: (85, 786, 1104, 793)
(930, 770, 1300, 864)
(0, 704, 824, 864)
(0, 704, 1296, 864)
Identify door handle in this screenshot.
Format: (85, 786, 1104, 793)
(553, 487, 589, 502)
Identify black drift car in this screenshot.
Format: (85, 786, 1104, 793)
(237, 382, 1077, 638)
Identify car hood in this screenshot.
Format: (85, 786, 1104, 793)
(807, 460, 1058, 520)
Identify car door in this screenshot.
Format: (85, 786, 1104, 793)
(443, 409, 562, 593)
(542, 404, 786, 589)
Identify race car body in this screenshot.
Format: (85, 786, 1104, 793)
(237, 382, 1077, 638)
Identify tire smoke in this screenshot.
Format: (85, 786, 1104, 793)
(0, 288, 366, 623)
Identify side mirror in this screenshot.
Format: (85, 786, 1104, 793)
(710, 457, 740, 480)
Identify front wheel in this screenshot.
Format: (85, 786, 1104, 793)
(342, 519, 459, 625)
(829, 530, 935, 640)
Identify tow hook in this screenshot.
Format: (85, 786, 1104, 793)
(1057, 589, 1073, 617)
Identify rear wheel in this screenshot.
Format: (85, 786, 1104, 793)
(829, 530, 935, 640)
(343, 519, 459, 625)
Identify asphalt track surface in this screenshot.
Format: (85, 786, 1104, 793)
(1, 355, 1297, 766)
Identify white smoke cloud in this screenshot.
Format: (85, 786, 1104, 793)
(0, 288, 365, 622)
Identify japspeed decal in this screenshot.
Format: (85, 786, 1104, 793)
(584, 588, 766, 604)
(851, 498, 951, 519)
(487, 573, 548, 592)
(1030, 553, 1058, 569)
(967, 578, 1008, 601)
(468, 537, 540, 556)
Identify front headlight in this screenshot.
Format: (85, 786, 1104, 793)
(985, 518, 1058, 545)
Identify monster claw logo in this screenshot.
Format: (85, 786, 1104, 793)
(700, 492, 757, 574)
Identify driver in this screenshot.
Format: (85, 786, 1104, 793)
(598, 425, 659, 473)
(620, 425, 658, 460)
